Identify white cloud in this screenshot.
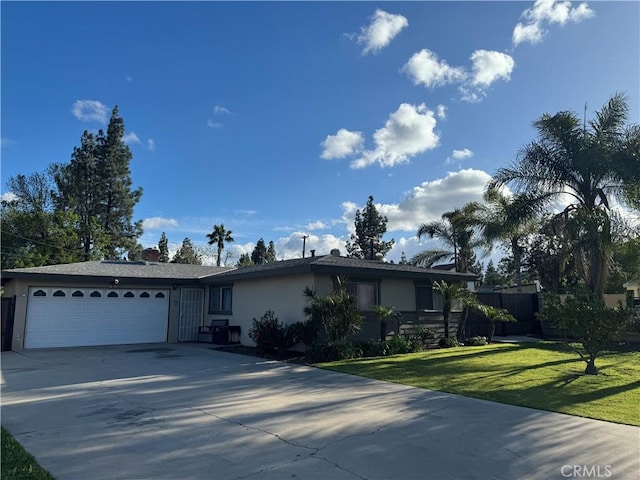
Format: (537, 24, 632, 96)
(469, 50, 515, 86)
(125, 75, 133, 83)
(274, 232, 346, 260)
(320, 129, 364, 160)
(351, 103, 440, 169)
(1, 138, 14, 148)
(306, 221, 328, 231)
(436, 105, 447, 120)
(147, 139, 156, 152)
(453, 148, 473, 160)
(401, 49, 467, 88)
(122, 132, 140, 144)
(446, 148, 474, 164)
(513, 0, 595, 47)
(342, 169, 495, 233)
(458, 50, 515, 102)
(213, 105, 231, 115)
(207, 120, 224, 129)
(1, 192, 19, 203)
(142, 217, 179, 230)
(71, 100, 109, 123)
(357, 9, 409, 55)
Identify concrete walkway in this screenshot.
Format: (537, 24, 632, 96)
(1, 344, 638, 480)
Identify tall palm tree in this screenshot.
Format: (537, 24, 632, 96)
(206, 223, 234, 267)
(476, 190, 539, 286)
(488, 93, 640, 298)
(413, 203, 484, 272)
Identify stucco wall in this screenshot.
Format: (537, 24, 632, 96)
(379, 278, 415, 311)
(204, 273, 315, 346)
(3, 278, 183, 350)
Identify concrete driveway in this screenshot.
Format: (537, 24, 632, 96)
(1, 343, 638, 480)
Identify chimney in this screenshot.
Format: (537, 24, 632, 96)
(310, 249, 316, 258)
(142, 248, 160, 263)
(330, 249, 341, 256)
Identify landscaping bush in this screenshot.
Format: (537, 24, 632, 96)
(464, 336, 488, 346)
(357, 339, 388, 357)
(386, 334, 411, 355)
(248, 310, 299, 356)
(411, 325, 436, 349)
(438, 337, 460, 348)
(306, 340, 362, 363)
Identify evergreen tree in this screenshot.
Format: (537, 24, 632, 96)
(345, 195, 394, 261)
(158, 232, 170, 263)
(172, 238, 202, 265)
(53, 106, 143, 260)
(237, 253, 253, 266)
(251, 238, 268, 265)
(266, 240, 277, 263)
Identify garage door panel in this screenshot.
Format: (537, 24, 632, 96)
(25, 287, 169, 348)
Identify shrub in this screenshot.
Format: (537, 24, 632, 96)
(411, 326, 436, 348)
(465, 336, 488, 346)
(386, 334, 411, 355)
(357, 339, 388, 358)
(248, 310, 299, 356)
(438, 337, 460, 348)
(306, 340, 362, 363)
(303, 285, 363, 344)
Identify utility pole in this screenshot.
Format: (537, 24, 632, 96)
(301, 234, 309, 258)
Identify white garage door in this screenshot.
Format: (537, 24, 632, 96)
(25, 287, 170, 348)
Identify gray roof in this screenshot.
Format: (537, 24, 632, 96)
(201, 254, 476, 283)
(2, 261, 234, 283)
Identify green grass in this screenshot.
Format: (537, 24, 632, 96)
(1, 427, 56, 480)
(318, 341, 640, 426)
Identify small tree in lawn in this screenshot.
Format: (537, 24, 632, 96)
(539, 295, 632, 375)
(476, 305, 517, 343)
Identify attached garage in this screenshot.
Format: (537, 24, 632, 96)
(24, 287, 170, 348)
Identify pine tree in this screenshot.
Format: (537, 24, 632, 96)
(251, 238, 268, 265)
(266, 241, 277, 263)
(172, 238, 202, 265)
(237, 253, 253, 266)
(53, 106, 143, 260)
(158, 232, 170, 263)
(345, 196, 394, 261)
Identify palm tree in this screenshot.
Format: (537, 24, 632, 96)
(206, 224, 234, 267)
(476, 190, 538, 286)
(476, 305, 516, 343)
(413, 203, 484, 272)
(374, 305, 402, 341)
(433, 280, 470, 339)
(489, 93, 640, 298)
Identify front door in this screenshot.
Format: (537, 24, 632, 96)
(179, 288, 204, 341)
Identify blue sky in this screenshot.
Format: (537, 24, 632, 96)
(2, 1, 639, 266)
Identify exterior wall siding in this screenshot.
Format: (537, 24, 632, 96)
(204, 273, 315, 346)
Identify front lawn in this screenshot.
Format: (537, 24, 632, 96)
(1, 427, 55, 480)
(317, 341, 640, 426)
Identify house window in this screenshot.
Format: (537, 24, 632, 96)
(90, 291, 102, 298)
(53, 290, 66, 297)
(140, 292, 150, 298)
(33, 290, 46, 297)
(415, 283, 444, 311)
(345, 281, 379, 310)
(107, 292, 118, 298)
(72, 291, 84, 297)
(124, 292, 135, 298)
(209, 285, 232, 314)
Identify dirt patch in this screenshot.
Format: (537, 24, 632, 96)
(213, 345, 307, 364)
